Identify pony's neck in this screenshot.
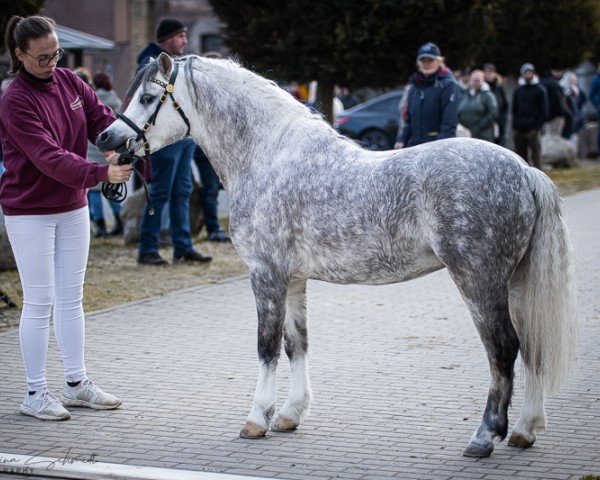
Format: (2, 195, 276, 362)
(185, 58, 341, 191)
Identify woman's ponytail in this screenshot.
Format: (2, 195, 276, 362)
(6, 16, 24, 74)
(4, 15, 56, 74)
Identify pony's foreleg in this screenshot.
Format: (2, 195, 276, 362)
(272, 278, 312, 432)
(240, 268, 288, 439)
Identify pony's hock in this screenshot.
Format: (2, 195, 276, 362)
(98, 52, 578, 458)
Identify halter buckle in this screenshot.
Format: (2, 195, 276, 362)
(160, 93, 167, 103)
(142, 123, 151, 132)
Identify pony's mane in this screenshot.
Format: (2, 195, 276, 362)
(185, 55, 322, 124)
(122, 54, 353, 146)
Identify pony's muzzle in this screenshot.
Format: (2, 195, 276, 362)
(96, 130, 118, 152)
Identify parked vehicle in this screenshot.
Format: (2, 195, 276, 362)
(333, 91, 403, 150)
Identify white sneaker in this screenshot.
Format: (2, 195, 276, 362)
(61, 379, 122, 410)
(20, 388, 71, 421)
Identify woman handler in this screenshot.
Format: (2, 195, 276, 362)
(0, 15, 132, 420)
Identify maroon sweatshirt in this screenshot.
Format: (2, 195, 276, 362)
(0, 68, 115, 215)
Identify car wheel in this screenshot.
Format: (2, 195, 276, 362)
(358, 129, 392, 151)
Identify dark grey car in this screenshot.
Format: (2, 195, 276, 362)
(333, 91, 402, 150)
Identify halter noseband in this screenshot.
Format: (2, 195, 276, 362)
(116, 61, 191, 156)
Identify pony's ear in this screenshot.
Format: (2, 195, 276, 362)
(157, 52, 173, 78)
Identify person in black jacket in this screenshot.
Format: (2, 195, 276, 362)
(512, 63, 548, 169)
(540, 69, 567, 135)
(483, 63, 508, 146)
(395, 42, 460, 149)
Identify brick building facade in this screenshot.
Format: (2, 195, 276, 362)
(41, 0, 225, 96)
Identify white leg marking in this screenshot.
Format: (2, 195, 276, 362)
(279, 356, 312, 423)
(247, 362, 277, 429)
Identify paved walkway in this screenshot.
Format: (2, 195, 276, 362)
(0, 190, 599, 480)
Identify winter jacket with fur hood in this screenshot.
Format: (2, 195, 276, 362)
(397, 67, 460, 147)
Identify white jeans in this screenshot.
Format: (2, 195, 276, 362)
(5, 206, 90, 390)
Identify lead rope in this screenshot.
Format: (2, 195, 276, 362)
(101, 151, 155, 215)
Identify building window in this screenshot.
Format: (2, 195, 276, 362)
(201, 34, 223, 53)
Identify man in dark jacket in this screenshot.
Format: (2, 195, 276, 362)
(136, 19, 212, 265)
(394, 42, 460, 148)
(539, 69, 567, 135)
(512, 63, 548, 169)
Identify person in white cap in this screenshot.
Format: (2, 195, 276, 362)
(512, 63, 548, 169)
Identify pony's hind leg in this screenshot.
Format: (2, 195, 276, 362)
(455, 286, 520, 458)
(241, 267, 288, 439)
(507, 276, 547, 449)
(272, 278, 312, 432)
(508, 367, 546, 448)
(463, 296, 520, 457)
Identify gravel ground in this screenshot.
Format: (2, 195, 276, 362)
(1, 162, 599, 333)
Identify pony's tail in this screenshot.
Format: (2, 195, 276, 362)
(508, 167, 579, 395)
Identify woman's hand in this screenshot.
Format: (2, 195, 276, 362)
(104, 152, 120, 165)
(394, 142, 404, 149)
(107, 164, 133, 183)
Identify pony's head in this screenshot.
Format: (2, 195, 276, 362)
(96, 53, 191, 155)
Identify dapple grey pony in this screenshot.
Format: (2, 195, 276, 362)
(97, 53, 578, 457)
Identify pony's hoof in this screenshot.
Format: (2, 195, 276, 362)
(508, 432, 536, 448)
(271, 416, 298, 432)
(240, 422, 267, 439)
(463, 443, 493, 458)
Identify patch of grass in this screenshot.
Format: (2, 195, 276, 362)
(546, 163, 600, 196)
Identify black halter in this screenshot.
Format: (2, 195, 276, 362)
(102, 62, 192, 215)
(116, 61, 191, 156)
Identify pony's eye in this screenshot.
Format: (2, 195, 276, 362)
(140, 93, 156, 106)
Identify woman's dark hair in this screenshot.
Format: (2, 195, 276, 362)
(93, 72, 113, 91)
(5, 15, 56, 74)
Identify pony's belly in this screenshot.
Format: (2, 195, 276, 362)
(307, 250, 445, 286)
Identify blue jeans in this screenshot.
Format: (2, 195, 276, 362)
(87, 191, 121, 222)
(597, 108, 600, 156)
(139, 139, 194, 256)
(196, 158, 222, 234)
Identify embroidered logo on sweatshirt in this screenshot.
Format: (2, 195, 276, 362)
(70, 96, 83, 110)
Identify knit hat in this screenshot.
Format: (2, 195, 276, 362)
(520, 63, 535, 76)
(156, 19, 186, 43)
(417, 42, 441, 60)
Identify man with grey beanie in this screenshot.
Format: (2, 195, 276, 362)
(512, 63, 548, 169)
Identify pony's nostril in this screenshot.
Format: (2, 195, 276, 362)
(99, 131, 110, 142)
